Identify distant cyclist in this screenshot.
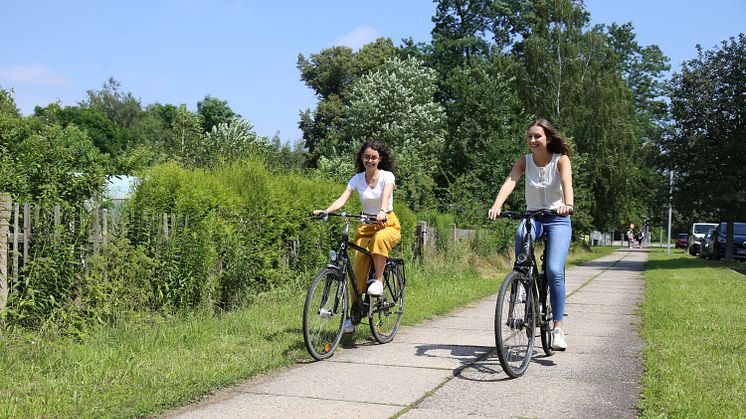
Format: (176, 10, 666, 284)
(488, 119, 574, 351)
(313, 140, 401, 333)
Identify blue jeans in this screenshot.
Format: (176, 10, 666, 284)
(514, 215, 572, 323)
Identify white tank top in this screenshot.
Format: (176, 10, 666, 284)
(525, 153, 565, 211)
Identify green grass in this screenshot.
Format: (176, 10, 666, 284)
(639, 249, 746, 417)
(567, 244, 617, 266)
(0, 245, 609, 417)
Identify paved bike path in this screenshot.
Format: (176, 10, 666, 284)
(168, 249, 647, 418)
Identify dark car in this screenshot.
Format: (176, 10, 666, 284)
(704, 222, 746, 260)
(675, 233, 689, 249)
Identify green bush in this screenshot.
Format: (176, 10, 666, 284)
(2, 157, 477, 333)
(473, 220, 517, 257)
(130, 158, 344, 311)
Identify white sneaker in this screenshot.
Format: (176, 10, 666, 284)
(367, 280, 383, 296)
(551, 328, 567, 351)
(343, 319, 355, 334)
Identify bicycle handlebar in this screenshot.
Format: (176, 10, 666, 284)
(311, 211, 382, 224)
(497, 208, 573, 220)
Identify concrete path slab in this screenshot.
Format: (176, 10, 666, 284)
(167, 249, 647, 418)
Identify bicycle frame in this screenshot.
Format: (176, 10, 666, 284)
(504, 210, 553, 337)
(320, 213, 380, 318)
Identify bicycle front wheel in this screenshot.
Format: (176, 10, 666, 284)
(369, 262, 404, 344)
(495, 270, 535, 378)
(303, 268, 347, 360)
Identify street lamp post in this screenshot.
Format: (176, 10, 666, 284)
(666, 170, 673, 255)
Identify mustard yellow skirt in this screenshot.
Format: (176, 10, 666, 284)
(351, 211, 401, 294)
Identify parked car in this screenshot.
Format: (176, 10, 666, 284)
(688, 222, 719, 255)
(703, 222, 746, 260)
(675, 233, 689, 249)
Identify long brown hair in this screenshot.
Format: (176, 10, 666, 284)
(529, 119, 572, 157)
(354, 140, 396, 174)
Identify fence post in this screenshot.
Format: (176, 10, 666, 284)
(23, 204, 30, 265)
(415, 221, 428, 259)
(450, 223, 457, 243)
(12, 204, 18, 284)
(93, 209, 100, 257)
(0, 194, 10, 315)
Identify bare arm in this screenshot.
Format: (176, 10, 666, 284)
(313, 187, 353, 216)
(556, 154, 574, 216)
(488, 157, 525, 220)
(376, 182, 394, 221)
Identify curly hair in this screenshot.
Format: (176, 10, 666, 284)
(529, 119, 572, 157)
(354, 139, 396, 174)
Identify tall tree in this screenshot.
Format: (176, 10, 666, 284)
(509, 0, 653, 230)
(437, 65, 526, 222)
(431, 0, 495, 69)
(343, 57, 447, 210)
(662, 34, 746, 260)
(170, 105, 204, 166)
(197, 95, 238, 134)
(297, 38, 397, 165)
(33, 103, 123, 155)
(82, 78, 142, 130)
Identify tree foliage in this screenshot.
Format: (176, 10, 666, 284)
(344, 57, 447, 210)
(662, 34, 746, 259)
(297, 38, 398, 165)
(197, 95, 239, 134)
(82, 77, 142, 130)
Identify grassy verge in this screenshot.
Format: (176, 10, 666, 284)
(567, 244, 617, 266)
(639, 249, 746, 417)
(0, 244, 610, 417)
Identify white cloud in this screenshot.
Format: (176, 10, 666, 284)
(0, 63, 69, 86)
(336, 26, 380, 50)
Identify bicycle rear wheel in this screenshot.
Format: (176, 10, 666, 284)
(303, 268, 347, 360)
(495, 270, 535, 378)
(540, 297, 556, 357)
(369, 261, 404, 344)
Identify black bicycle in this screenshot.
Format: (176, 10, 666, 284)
(303, 212, 406, 360)
(494, 209, 568, 378)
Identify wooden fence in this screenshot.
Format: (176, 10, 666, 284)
(0, 194, 191, 313)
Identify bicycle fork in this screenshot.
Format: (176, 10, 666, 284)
(507, 278, 530, 329)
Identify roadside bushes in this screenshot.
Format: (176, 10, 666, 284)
(130, 159, 341, 311)
(2, 157, 471, 333)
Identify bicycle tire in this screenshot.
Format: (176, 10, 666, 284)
(369, 261, 404, 344)
(540, 295, 556, 357)
(495, 270, 535, 378)
(303, 267, 347, 360)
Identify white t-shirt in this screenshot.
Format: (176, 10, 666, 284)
(347, 170, 395, 215)
(524, 153, 565, 211)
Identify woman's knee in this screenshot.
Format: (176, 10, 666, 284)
(546, 265, 565, 283)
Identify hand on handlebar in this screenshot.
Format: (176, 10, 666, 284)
(487, 206, 501, 220)
(556, 205, 573, 216)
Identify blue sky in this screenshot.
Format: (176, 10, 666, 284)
(1, 1, 744, 143)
